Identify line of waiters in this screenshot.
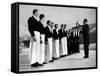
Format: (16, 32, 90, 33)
(28, 9, 80, 67)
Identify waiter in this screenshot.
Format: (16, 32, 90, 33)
(76, 29, 80, 53)
(67, 30, 70, 55)
(59, 24, 65, 57)
(63, 24, 68, 56)
(73, 29, 76, 53)
(53, 24, 60, 59)
(68, 29, 72, 55)
(70, 29, 74, 54)
(50, 22, 55, 60)
(38, 14, 46, 65)
(82, 19, 90, 58)
(28, 9, 42, 67)
(45, 20, 54, 62)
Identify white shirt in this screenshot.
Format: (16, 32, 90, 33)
(56, 29, 59, 34)
(40, 20, 46, 28)
(48, 26, 52, 32)
(33, 15, 39, 21)
(62, 29, 64, 33)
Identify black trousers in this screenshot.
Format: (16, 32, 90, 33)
(70, 41, 73, 54)
(67, 41, 70, 54)
(73, 41, 76, 53)
(76, 42, 79, 53)
(84, 43, 89, 57)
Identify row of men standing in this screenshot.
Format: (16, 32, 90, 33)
(28, 9, 80, 67)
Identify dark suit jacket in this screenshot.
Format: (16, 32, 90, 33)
(45, 26, 52, 42)
(53, 29, 59, 40)
(58, 29, 64, 40)
(28, 16, 40, 37)
(38, 21, 45, 34)
(71, 32, 74, 43)
(64, 30, 67, 37)
(82, 24, 90, 44)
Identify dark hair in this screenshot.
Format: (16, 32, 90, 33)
(47, 20, 51, 25)
(51, 22, 54, 24)
(83, 19, 88, 22)
(55, 24, 58, 26)
(39, 14, 45, 20)
(55, 24, 58, 28)
(33, 9, 38, 15)
(64, 24, 67, 26)
(61, 24, 63, 27)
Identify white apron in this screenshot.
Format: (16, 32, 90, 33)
(61, 37, 65, 55)
(39, 34, 45, 64)
(63, 37, 68, 55)
(28, 38, 33, 60)
(54, 39, 60, 58)
(46, 38, 53, 61)
(30, 31, 40, 64)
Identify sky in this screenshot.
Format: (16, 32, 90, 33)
(19, 4, 96, 38)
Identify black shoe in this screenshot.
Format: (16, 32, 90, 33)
(52, 57, 58, 60)
(38, 63, 44, 66)
(62, 55, 67, 57)
(83, 56, 89, 58)
(43, 62, 47, 64)
(52, 57, 56, 60)
(49, 60, 54, 62)
(55, 57, 59, 60)
(60, 55, 64, 58)
(31, 62, 39, 67)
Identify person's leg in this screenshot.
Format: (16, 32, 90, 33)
(75, 41, 77, 53)
(28, 38, 33, 61)
(44, 41, 49, 63)
(30, 41, 36, 65)
(77, 42, 80, 53)
(48, 38, 53, 61)
(73, 41, 75, 53)
(59, 40, 62, 57)
(85, 44, 89, 57)
(52, 39, 56, 59)
(70, 41, 73, 54)
(39, 34, 45, 64)
(55, 39, 60, 58)
(31, 31, 39, 66)
(84, 44, 86, 57)
(42, 35, 45, 63)
(68, 41, 71, 55)
(84, 43, 89, 58)
(65, 37, 68, 55)
(67, 38, 69, 55)
(61, 38, 65, 55)
(35, 32, 41, 63)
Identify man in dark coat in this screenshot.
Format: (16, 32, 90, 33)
(59, 24, 64, 40)
(59, 24, 65, 57)
(70, 29, 74, 54)
(82, 19, 90, 58)
(38, 14, 46, 65)
(28, 9, 42, 67)
(73, 29, 76, 53)
(63, 24, 68, 55)
(45, 20, 54, 62)
(53, 24, 60, 59)
(68, 29, 72, 55)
